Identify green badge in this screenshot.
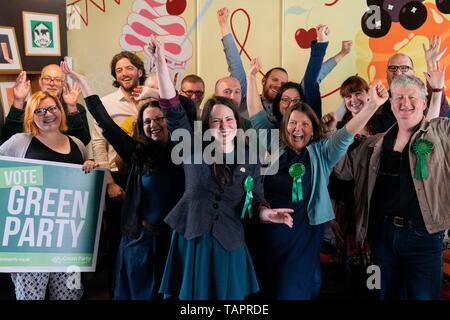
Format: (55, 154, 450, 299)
(412, 139, 432, 180)
(241, 176, 254, 219)
(289, 163, 305, 203)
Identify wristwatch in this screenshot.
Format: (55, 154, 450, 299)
(431, 88, 443, 92)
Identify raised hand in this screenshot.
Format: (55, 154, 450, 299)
(424, 67, 446, 91)
(247, 57, 262, 77)
(144, 35, 164, 61)
(368, 80, 389, 107)
(259, 206, 294, 228)
(423, 35, 447, 72)
(217, 7, 230, 36)
(62, 81, 81, 112)
(148, 35, 175, 99)
(340, 40, 352, 56)
(13, 71, 31, 109)
(316, 24, 331, 43)
(60, 61, 93, 97)
(425, 65, 446, 120)
(322, 112, 338, 133)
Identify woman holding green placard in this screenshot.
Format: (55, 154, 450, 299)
(245, 57, 389, 299)
(146, 35, 293, 300)
(0, 90, 96, 300)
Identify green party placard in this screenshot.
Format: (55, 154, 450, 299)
(0, 156, 106, 272)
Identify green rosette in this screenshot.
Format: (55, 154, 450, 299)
(289, 163, 306, 203)
(412, 139, 432, 180)
(241, 176, 254, 219)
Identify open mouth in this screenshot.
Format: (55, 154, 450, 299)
(292, 132, 304, 141)
(121, 77, 133, 84)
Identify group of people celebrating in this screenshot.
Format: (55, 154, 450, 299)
(0, 7, 449, 301)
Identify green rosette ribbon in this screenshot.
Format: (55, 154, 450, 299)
(412, 139, 432, 180)
(289, 163, 305, 203)
(241, 176, 254, 219)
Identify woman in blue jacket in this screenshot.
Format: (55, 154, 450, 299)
(246, 57, 389, 299)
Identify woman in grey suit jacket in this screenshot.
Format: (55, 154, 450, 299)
(147, 36, 293, 300)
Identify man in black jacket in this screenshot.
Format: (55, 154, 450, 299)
(1, 64, 91, 145)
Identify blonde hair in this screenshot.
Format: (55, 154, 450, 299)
(24, 91, 67, 136)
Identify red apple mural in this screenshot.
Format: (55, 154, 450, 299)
(295, 28, 317, 49)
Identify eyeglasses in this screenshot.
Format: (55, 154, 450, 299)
(143, 116, 165, 125)
(181, 90, 204, 98)
(34, 105, 59, 117)
(280, 97, 301, 105)
(387, 65, 412, 73)
(41, 76, 65, 85)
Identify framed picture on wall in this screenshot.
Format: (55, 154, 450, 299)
(0, 26, 22, 73)
(0, 82, 15, 118)
(22, 11, 61, 56)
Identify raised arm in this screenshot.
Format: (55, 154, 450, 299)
(319, 83, 386, 169)
(148, 36, 192, 134)
(217, 7, 247, 98)
(345, 81, 388, 134)
(61, 61, 135, 162)
(423, 35, 449, 117)
(246, 57, 264, 118)
(302, 25, 330, 117)
(424, 67, 445, 121)
(2, 71, 31, 141)
(62, 81, 91, 145)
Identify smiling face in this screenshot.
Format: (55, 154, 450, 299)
(33, 97, 62, 134)
(208, 104, 238, 149)
(387, 54, 415, 86)
(114, 57, 143, 92)
(286, 110, 314, 153)
(39, 64, 65, 96)
(142, 106, 168, 144)
(279, 88, 301, 115)
(390, 84, 426, 127)
(343, 90, 369, 116)
(262, 69, 288, 102)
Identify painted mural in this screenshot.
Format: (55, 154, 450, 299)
(66, 0, 450, 112)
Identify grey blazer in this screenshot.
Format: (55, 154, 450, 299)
(161, 97, 265, 251)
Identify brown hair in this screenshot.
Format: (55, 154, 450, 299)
(339, 76, 376, 134)
(263, 67, 288, 81)
(280, 102, 325, 149)
(110, 51, 146, 88)
(181, 74, 205, 87)
(24, 91, 67, 136)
